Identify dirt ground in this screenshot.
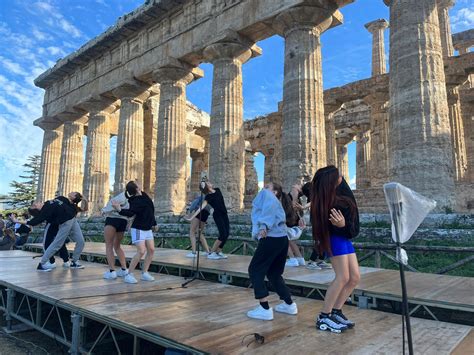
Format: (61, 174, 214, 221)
(0, 315, 66, 355)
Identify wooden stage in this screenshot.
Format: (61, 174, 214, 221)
(26, 242, 474, 318)
(0, 250, 472, 354)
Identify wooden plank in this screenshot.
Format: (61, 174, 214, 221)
(0, 250, 472, 354)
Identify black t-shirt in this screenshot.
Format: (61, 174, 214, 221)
(205, 188, 228, 216)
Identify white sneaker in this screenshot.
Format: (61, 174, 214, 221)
(285, 258, 299, 267)
(62, 261, 71, 269)
(43, 261, 56, 270)
(141, 272, 155, 282)
(275, 302, 298, 315)
(217, 252, 228, 259)
(186, 252, 197, 258)
(306, 261, 322, 270)
(247, 305, 273, 321)
(116, 268, 128, 277)
(124, 274, 138, 284)
(207, 252, 221, 260)
(103, 270, 117, 280)
(297, 257, 306, 266)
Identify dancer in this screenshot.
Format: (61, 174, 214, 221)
(311, 166, 360, 333)
(284, 184, 306, 267)
(199, 181, 230, 260)
(43, 222, 70, 268)
(101, 191, 130, 279)
(112, 181, 157, 284)
(16, 193, 87, 271)
(247, 182, 297, 321)
(184, 194, 211, 258)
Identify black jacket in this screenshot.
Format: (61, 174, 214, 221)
(119, 192, 157, 230)
(27, 197, 76, 226)
(329, 177, 360, 239)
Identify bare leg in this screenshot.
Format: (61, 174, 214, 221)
(289, 241, 303, 258)
(128, 242, 146, 274)
(113, 232, 127, 269)
(333, 254, 360, 309)
(104, 225, 117, 270)
(210, 239, 221, 253)
(287, 245, 295, 258)
(198, 222, 210, 253)
(143, 239, 155, 273)
(321, 255, 350, 314)
(189, 219, 198, 253)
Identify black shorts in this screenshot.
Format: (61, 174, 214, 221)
(105, 217, 128, 233)
(194, 209, 210, 223)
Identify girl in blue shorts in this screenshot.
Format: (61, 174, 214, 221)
(310, 166, 360, 333)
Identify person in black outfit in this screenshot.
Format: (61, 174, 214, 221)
(112, 181, 158, 284)
(199, 181, 230, 260)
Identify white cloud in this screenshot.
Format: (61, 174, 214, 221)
(451, 7, 474, 32)
(58, 18, 82, 38)
(32, 27, 51, 41)
(47, 46, 65, 56)
(349, 176, 356, 190)
(0, 56, 23, 76)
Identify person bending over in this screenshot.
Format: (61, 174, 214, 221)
(19, 193, 87, 271)
(199, 181, 230, 260)
(112, 181, 157, 284)
(101, 191, 131, 280)
(311, 166, 360, 333)
(247, 182, 297, 321)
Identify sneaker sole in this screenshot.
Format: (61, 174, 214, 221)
(317, 323, 346, 333)
(124, 280, 138, 284)
(37, 269, 52, 272)
(141, 278, 155, 282)
(275, 309, 298, 315)
(247, 314, 273, 321)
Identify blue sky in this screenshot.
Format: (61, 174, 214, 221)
(0, 0, 473, 195)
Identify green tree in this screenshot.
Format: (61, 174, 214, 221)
(7, 155, 41, 208)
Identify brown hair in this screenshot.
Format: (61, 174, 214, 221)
(199, 181, 211, 195)
(281, 192, 299, 226)
(269, 182, 283, 200)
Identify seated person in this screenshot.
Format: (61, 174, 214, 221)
(0, 229, 16, 251)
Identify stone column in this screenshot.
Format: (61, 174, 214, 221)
(325, 103, 341, 166)
(336, 137, 350, 182)
(365, 19, 389, 76)
(364, 92, 390, 186)
(112, 83, 149, 194)
(244, 149, 259, 210)
(81, 101, 114, 215)
(190, 151, 205, 193)
(37, 124, 63, 201)
(356, 127, 371, 189)
(385, 0, 455, 208)
(153, 63, 202, 213)
(274, 6, 339, 190)
(204, 40, 260, 211)
(58, 120, 84, 195)
(143, 92, 160, 197)
(447, 86, 468, 181)
(437, 0, 455, 59)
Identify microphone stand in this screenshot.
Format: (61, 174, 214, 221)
(391, 202, 414, 355)
(182, 187, 205, 288)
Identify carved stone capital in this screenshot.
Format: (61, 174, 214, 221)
(112, 80, 150, 103)
(153, 59, 203, 85)
(273, 6, 342, 36)
(364, 18, 389, 33)
(75, 96, 118, 115)
(437, 0, 455, 10)
(204, 42, 261, 65)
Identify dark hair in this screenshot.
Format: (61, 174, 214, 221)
(281, 192, 299, 227)
(270, 182, 283, 200)
(28, 207, 41, 217)
(302, 182, 312, 201)
(310, 166, 357, 255)
(199, 181, 211, 195)
(71, 192, 83, 204)
(125, 181, 139, 199)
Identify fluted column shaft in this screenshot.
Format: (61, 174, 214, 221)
(275, 7, 334, 190)
(114, 96, 145, 194)
(37, 127, 63, 201)
(143, 94, 160, 197)
(386, 0, 455, 208)
(205, 43, 255, 211)
(336, 139, 349, 182)
(447, 87, 468, 181)
(244, 150, 259, 210)
(83, 112, 110, 214)
(190, 151, 205, 192)
(437, 0, 455, 59)
(154, 69, 196, 213)
(356, 129, 371, 189)
(58, 121, 84, 195)
(325, 104, 341, 166)
(365, 19, 389, 76)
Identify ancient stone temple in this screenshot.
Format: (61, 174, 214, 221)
(34, 0, 474, 214)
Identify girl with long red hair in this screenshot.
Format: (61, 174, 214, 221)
(311, 165, 360, 333)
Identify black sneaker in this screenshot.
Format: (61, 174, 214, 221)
(316, 314, 348, 333)
(331, 310, 355, 328)
(37, 263, 52, 272)
(70, 261, 84, 269)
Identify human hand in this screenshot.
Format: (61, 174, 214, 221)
(329, 209, 345, 228)
(259, 229, 267, 239)
(298, 219, 305, 229)
(152, 225, 159, 233)
(111, 201, 121, 211)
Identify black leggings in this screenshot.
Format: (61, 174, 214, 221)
(44, 224, 69, 263)
(248, 237, 291, 300)
(214, 213, 230, 248)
